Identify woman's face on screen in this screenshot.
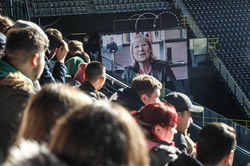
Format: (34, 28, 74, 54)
(132, 39, 151, 63)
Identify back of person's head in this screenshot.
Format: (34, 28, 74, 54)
(10, 20, 47, 40)
(132, 102, 178, 139)
(68, 40, 84, 55)
(85, 61, 105, 82)
(0, 15, 14, 34)
(131, 75, 162, 97)
(197, 122, 236, 165)
(44, 28, 63, 51)
(49, 101, 149, 166)
(81, 52, 90, 63)
(16, 83, 92, 144)
(5, 139, 68, 166)
(83, 34, 89, 42)
(5, 28, 49, 65)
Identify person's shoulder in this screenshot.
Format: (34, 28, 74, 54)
(0, 72, 34, 94)
(168, 153, 203, 166)
(150, 144, 180, 166)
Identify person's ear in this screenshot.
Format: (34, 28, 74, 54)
(152, 124, 161, 136)
(100, 76, 105, 84)
(224, 151, 234, 165)
(140, 94, 148, 105)
(31, 54, 39, 67)
(177, 112, 181, 120)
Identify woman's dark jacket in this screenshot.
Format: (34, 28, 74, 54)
(122, 60, 176, 84)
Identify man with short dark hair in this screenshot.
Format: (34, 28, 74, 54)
(79, 61, 107, 101)
(0, 27, 49, 162)
(163, 92, 204, 155)
(39, 28, 68, 85)
(169, 122, 236, 166)
(115, 74, 162, 111)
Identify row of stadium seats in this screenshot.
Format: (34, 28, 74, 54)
(94, 2, 172, 13)
(183, 0, 250, 99)
(183, 0, 249, 5)
(93, 0, 168, 5)
(31, 0, 174, 16)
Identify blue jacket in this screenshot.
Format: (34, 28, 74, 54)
(39, 56, 67, 85)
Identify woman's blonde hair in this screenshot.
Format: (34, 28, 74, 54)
(49, 101, 149, 166)
(130, 34, 157, 67)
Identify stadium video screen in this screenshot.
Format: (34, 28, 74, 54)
(100, 28, 188, 81)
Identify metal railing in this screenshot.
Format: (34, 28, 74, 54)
(192, 104, 250, 151)
(182, 15, 203, 38)
(208, 38, 219, 49)
(191, 123, 250, 166)
(208, 49, 250, 116)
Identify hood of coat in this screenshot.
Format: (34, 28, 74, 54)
(0, 72, 34, 93)
(0, 57, 33, 88)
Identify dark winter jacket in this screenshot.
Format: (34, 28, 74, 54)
(79, 81, 107, 101)
(168, 153, 203, 166)
(0, 57, 35, 163)
(115, 87, 145, 111)
(173, 132, 188, 154)
(122, 60, 176, 84)
(148, 139, 181, 166)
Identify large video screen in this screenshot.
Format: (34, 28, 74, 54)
(100, 28, 188, 82)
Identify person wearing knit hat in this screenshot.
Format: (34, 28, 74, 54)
(163, 92, 204, 155)
(132, 102, 181, 166)
(74, 63, 88, 84)
(65, 56, 84, 77)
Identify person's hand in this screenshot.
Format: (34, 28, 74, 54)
(185, 133, 196, 155)
(56, 40, 69, 63)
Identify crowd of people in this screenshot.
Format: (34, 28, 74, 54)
(0, 15, 237, 166)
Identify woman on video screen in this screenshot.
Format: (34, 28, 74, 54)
(122, 34, 176, 88)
